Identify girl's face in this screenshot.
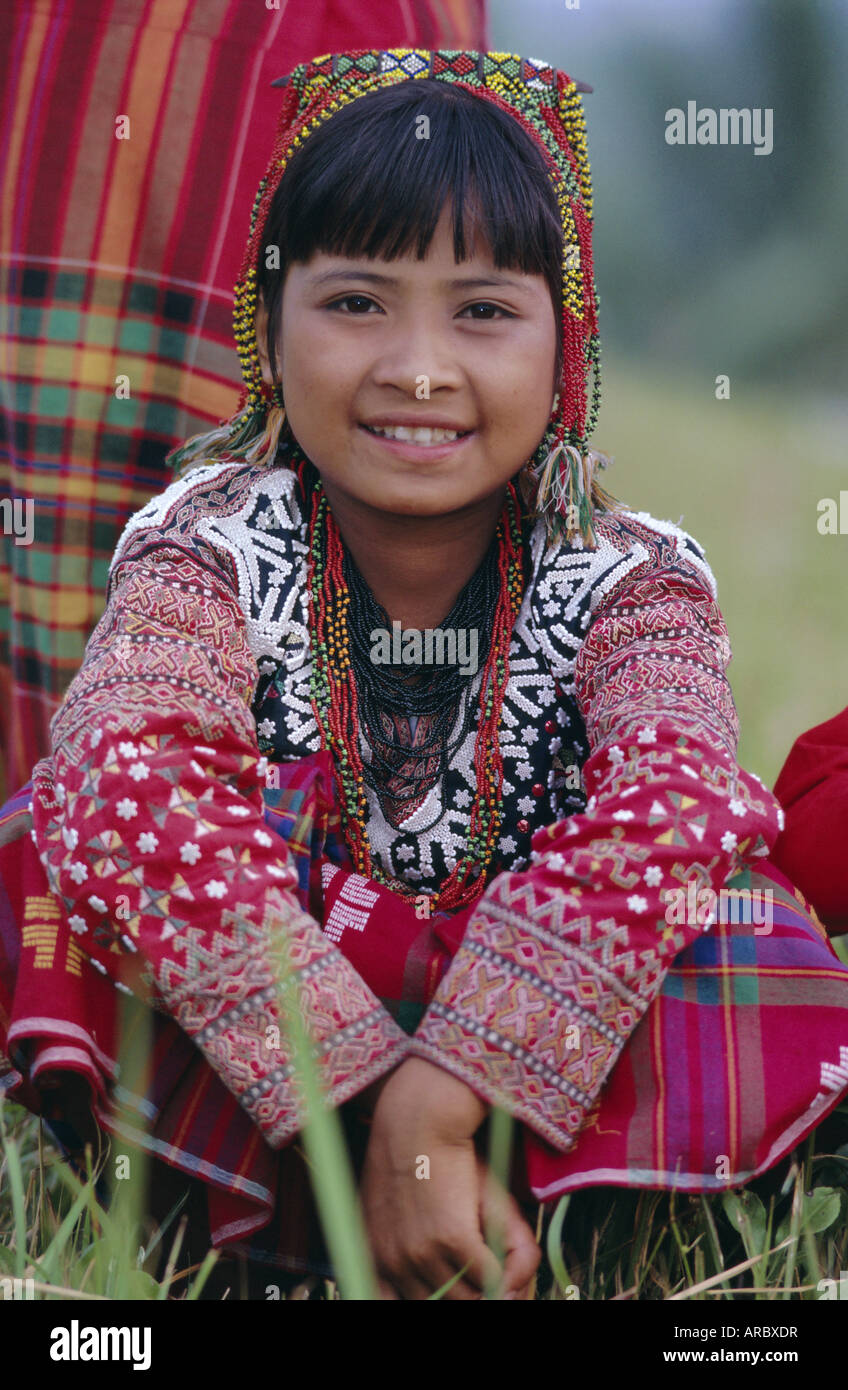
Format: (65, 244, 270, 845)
(255, 205, 559, 520)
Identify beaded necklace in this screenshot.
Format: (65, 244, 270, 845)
(305, 467, 525, 913)
(342, 529, 500, 814)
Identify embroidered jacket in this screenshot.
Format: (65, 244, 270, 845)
(29, 458, 782, 1152)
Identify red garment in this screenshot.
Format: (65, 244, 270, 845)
(772, 705, 848, 934)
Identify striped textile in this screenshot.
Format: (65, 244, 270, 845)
(0, 0, 487, 801)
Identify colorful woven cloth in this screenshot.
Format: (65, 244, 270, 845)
(3, 763, 848, 1273)
(0, 1, 487, 802)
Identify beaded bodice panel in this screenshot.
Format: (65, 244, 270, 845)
(109, 458, 716, 897)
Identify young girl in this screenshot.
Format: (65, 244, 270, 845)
(3, 47, 848, 1301)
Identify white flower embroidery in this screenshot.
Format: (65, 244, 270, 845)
(516, 762, 533, 780)
(518, 796, 535, 815)
(118, 742, 138, 759)
(499, 836, 517, 854)
(88, 896, 108, 913)
(612, 809, 635, 822)
(68, 915, 88, 935)
(227, 806, 251, 818)
(257, 719, 276, 739)
(180, 842, 202, 865)
(136, 832, 158, 854)
(729, 798, 746, 818)
(128, 762, 149, 782)
(205, 880, 227, 899)
(454, 789, 472, 809)
(608, 746, 625, 764)
(521, 727, 539, 745)
(636, 727, 657, 744)
(256, 757, 269, 779)
(395, 844, 416, 863)
(721, 831, 738, 853)
(258, 660, 277, 676)
(62, 826, 79, 850)
(68, 861, 88, 884)
(627, 895, 648, 913)
(644, 865, 663, 887)
(253, 830, 273, 848)
(116, 798, 138, 821)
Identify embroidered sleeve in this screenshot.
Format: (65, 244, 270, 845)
(409, 563, 782, 1152)
(29, 542, 410, 1148)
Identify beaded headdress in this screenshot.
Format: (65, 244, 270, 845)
(167, 48, 618, 546)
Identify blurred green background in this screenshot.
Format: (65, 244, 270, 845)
(490, 0, 848, 784)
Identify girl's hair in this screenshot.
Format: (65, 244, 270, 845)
(256, 78, 565, 397)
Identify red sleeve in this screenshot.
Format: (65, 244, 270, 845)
(30, 542, 411, 1147)
(772, 706, 848, 934)
(409, 564, 781, 1153)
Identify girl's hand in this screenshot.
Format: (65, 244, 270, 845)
(359, 1057, 540, 1299)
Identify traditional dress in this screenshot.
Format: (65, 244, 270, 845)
(2, 48, 848, 1278)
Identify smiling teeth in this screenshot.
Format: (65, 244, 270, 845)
(368, 425, 463, 444)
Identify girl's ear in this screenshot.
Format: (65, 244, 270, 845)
(253, 291, 274, 388)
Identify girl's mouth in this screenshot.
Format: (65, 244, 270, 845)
(359, 422, 475, 456)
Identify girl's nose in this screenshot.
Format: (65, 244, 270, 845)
(368, 319, 466, 397)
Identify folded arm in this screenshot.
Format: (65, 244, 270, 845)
(409, 563, 782, 1152)
(29, 539, 411, 1147)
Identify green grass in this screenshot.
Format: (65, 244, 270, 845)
(3, 1095, 848, 1300)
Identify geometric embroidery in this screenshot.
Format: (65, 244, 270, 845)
(22, 895, 62, 969)
(324, 875, 380, 945)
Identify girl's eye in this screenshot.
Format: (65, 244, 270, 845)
(458, 302, 514, 320)
(328, 294, 382, 314)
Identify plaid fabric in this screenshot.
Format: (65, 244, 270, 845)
(0, 0, 487, 802)
(3, 760, 848, 1273)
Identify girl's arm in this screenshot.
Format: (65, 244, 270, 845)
(30, 538, 411, 1148)
(406, 553, 782, 1153)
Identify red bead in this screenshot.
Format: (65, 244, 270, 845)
(517, 819, 530, 835)
(544, 719, 556, 733)
(532, 783, 544, 797)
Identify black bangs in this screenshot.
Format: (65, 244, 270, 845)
(256, 78, 565, 381)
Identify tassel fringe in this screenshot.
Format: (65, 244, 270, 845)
(524, 439, 619, 547)
(164, 402, 287, 481)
